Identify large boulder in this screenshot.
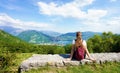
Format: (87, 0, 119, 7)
(19, 53, 120, 73)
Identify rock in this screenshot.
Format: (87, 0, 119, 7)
(19, 53, 120, 73)
(63, 60, 80, 66)
(80, 59, 93, 65)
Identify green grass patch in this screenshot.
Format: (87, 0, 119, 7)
(0, 53, 33, 72)
(11, 53, 33, 71)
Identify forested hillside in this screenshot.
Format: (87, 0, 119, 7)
(0, 30, 65, 54)
(0, 30, 32, 52)
(17, 30, 53, 44)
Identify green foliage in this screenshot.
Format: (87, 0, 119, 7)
(54, 46, 65, 54)
(31, 45, 65, 54)
(0, 51, 16, 69)
(0, 52, 33, 72)
(64, 44, 72, 53)
(0, 30, 33, 53)
(87, 32, 120, 53)
(0, 30, 66, 54)
(112, 34, 120, 52)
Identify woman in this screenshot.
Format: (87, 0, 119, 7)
(69, 32, 95, 61)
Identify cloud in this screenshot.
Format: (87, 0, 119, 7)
(85, 9, 107, 20)
(105, 17, 120, 33)
(37, 0, 120, 33)
(37, 0, 107, 20)
(110, 0, 117, 2)
(80, 16, 120, 34)
(0, 13, 52, 31)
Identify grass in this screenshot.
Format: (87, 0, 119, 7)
(11, 53, 33, 71)
(0, 53, 33, 72)
(24, 62, 120, 73)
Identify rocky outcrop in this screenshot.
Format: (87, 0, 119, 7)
(19, 53, 120, 73)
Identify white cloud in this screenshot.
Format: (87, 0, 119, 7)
(0, 13, 52, 31)
(110, 0, 117, 2)
(105, 17, 120, 33)
(80, 16, 120, 34)
(86, 9, 107, 20)
(37, 0, 107, 20)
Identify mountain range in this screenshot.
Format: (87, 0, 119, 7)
(17, 30, 101, 45)
(0, 26, 101, 45)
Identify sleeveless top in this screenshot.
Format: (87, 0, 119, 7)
(72, 39, 87, 59)
(72, 40, 87, 47)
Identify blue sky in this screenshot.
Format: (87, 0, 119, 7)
(0, 0, 120, 33)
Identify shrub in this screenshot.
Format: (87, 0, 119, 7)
(64, 44, 72, 53)
(0, 50, 16, 69)
(33, 45, 65, 54)
(54, 46, 65, 54)
(87, 32, 120, 53)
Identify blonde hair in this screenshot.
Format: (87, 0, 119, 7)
(75, 32, 83, 48)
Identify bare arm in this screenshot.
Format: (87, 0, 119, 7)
(82, 40, 94, 60)
(83, 45, 91, 58)
(83, 45, 95, 61)
(70, 44, 75, 60)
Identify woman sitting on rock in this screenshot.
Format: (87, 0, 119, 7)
(68, 31, 95, 61)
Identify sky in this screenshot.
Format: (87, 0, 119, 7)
(0, 0, 120, 33)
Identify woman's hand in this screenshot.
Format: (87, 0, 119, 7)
(66, 58, 71, 61)
(89, 57, 96, 62)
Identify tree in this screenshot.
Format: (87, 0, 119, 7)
(87, 32, 120, 53)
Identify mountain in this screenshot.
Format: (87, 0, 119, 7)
(82, 31, 102, 40)
(17, 30, 53, 44)
(0, 29, 31, 52)
(57, 31, 101, 41)
(0, 26, 23, 36)
(56, 32, 76, 41)
(0, 26, 61, 37)
(41, 31, 61, 37)
(17, 30, 101, 45)
(0, 29, 24, 43)
(55, 31, 101, 45)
